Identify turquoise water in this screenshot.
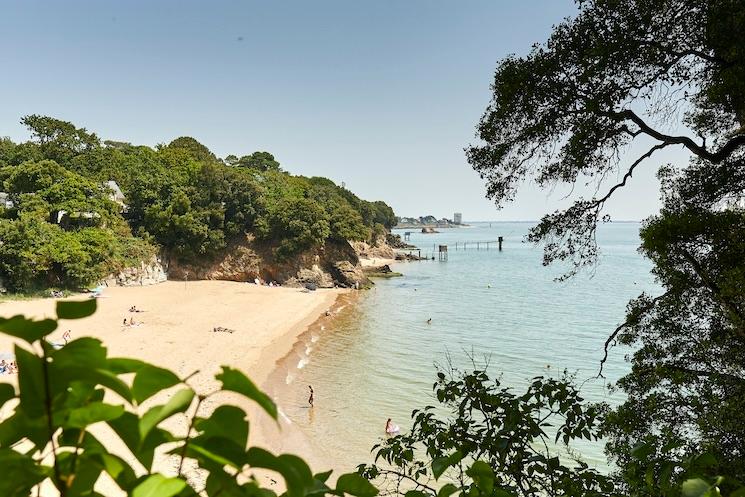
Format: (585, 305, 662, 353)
(274, 222, 658, 471)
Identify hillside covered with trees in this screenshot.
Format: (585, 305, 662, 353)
(0, 115, 396, 292)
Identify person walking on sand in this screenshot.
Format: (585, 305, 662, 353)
(308, 385, 314, 407)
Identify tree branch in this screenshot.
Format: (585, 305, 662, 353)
(595, 143, 670, 205)
(679, 248, 745, 331)
(597, 292, 669, 378)
(608, 109, 745, 163)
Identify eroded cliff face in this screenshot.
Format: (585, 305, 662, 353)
(349, 238, 395, 260)
(106, 234, 397, 289)
(101, 256, 168, 287)
(165, 234, 371, 288)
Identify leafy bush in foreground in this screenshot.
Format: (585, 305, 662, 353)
(0, 299, 379, 497)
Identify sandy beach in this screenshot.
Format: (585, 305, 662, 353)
(0, 280, 346, 494)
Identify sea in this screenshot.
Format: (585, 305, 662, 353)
(272, 222, 658, 472)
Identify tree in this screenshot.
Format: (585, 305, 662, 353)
(21, 115, 100, 164)
(167, 136, 219, 163)
(237, 151, 282, 171)
(0, 300, 379, 497)
(264, 197, 330, 260)
(465, 0, 745, 491)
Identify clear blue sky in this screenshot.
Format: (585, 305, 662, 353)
(1, 0, 678, 221)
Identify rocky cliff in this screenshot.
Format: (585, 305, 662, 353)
(166, 234, 371, 289)
(102, 256, 168, 287)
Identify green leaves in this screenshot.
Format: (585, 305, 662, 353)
(245, 448, 314, 497)
(682, 479, 713, 497)
(437, 483, 459, 497)
(217, 366, 277, 419)
(132, 365, 181, 404)
(0, 315, 57, 343)
(335, 473, 379, 497)
(0, 383, 14, 409)
(467, 461, 495, 496)
(132, 474, 187, 497)
(432, 450, 462, 479)
(56, 298, 97, 320)
(0, 448, 48, 497)
(66, 402, 124, 428)
(195, 405, 249, 448)
(139, 388, 195, 440)
(14, 345, 46, 418)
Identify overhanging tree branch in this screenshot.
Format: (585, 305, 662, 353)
(597, 292, 669, 378)
(607, 109, 745, 163)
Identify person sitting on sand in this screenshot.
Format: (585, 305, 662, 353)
(308, 385, 314, 407)
(385, 418, 400, 434)
(123, 318, 128, 326)
(0, 360, 6, 374)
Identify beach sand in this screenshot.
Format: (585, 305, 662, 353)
(0, 280, 346, 494)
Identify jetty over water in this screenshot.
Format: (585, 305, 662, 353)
(396, 236, 504, 261)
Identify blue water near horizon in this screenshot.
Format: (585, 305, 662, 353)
(275, 222, 659, 471)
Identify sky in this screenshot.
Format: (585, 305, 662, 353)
(0, 0, 687, 221)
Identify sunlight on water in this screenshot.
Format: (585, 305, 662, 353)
(274, 222, 658, 472)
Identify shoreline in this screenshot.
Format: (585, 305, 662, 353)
(0, 280, 348, 493)
(257, 291, 360, 474)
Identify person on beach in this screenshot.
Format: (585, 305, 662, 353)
(0, 360, 7, 374)
(123, 318, 128, 326)
(63, 330, 71, 344)
(385, 418, 400, 434)
(308, 385, 314, 407)
(427, 318, 432, 325)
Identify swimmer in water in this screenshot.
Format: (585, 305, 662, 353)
(385, 418, 400, 434)
(308, 385, 314, 407)
(427, 318, 432, 325)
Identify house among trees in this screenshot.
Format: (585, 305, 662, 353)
(105, 180, 127, 212)
(0, 192, 14, 209)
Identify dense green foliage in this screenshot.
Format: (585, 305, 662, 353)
(360, 367, 744, 497)
(360, 368, 615, 497)
(0, 116, 395, 288)
(0, 300, 384, 497)
(466, 0, 745, 494)
(0, 159, 154, 291)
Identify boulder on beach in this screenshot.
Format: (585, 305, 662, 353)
(330, 261, 372, 289)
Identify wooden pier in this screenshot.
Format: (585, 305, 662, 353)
(432, 236, 504, 252)
(395, 236, 505, 262)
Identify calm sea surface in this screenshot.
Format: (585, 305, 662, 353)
(273, 222, 658, 472)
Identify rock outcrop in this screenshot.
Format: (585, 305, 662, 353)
(167, 234, 364, 288)
(285, 265, 335, 289)
(330, 261, 371, 289)
(105, 257, 168, 287)
(350, 238, 395, 260)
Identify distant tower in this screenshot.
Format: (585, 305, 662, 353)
(453, 212, 462, 225)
